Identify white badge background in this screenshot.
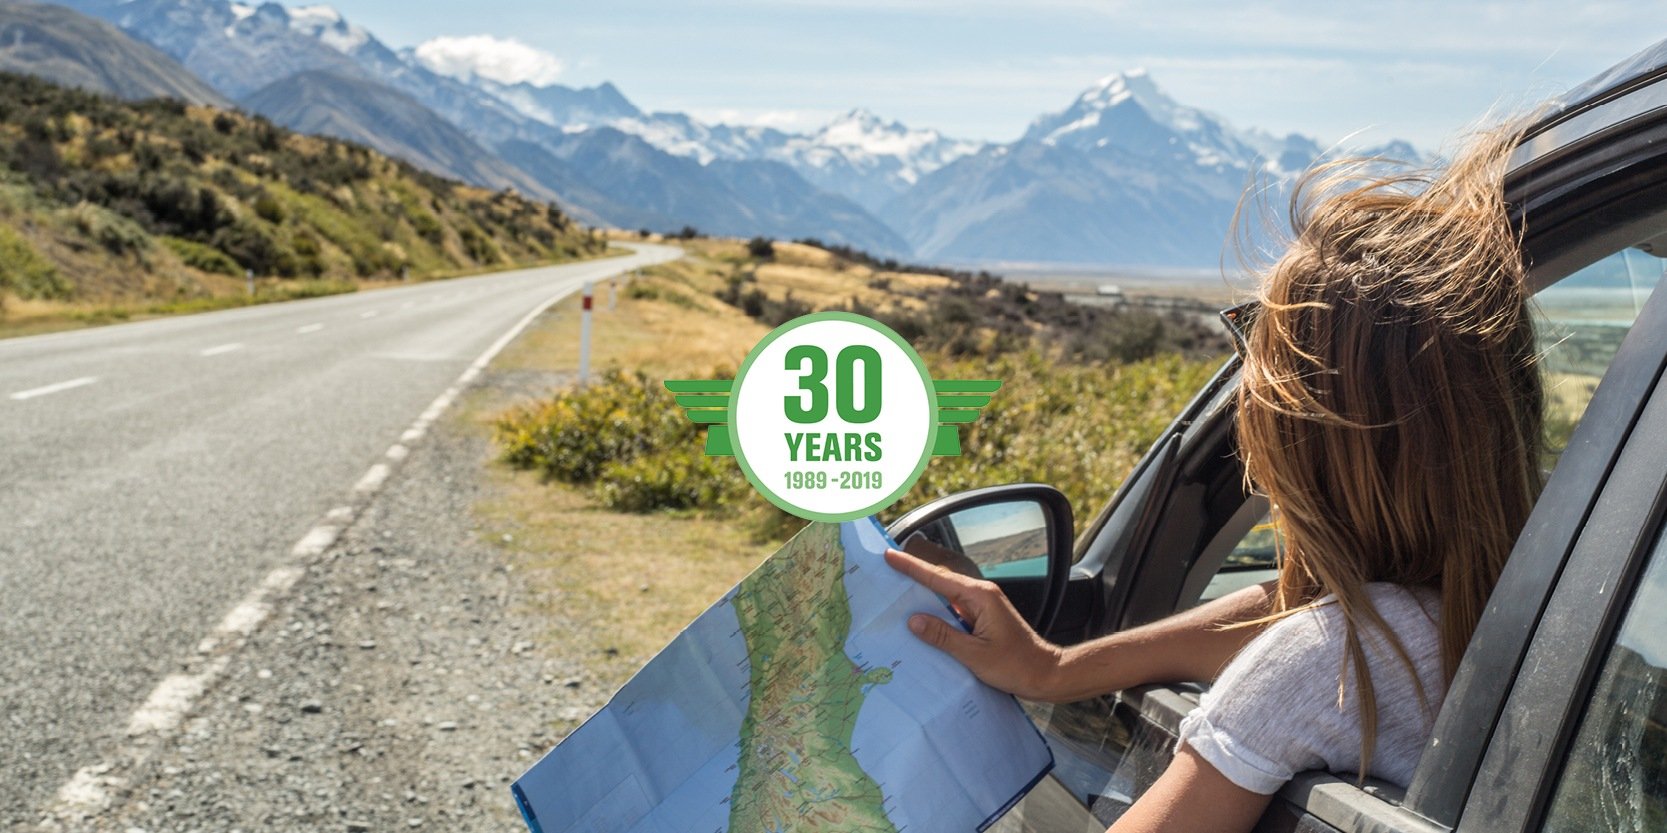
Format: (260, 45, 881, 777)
(731, 318, 931, 518)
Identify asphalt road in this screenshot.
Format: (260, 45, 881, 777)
(0, 244, 680, 825)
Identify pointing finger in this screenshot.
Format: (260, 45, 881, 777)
(885, 548, 988, 608)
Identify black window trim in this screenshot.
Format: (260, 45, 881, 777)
(1459, 330, 1667, 832)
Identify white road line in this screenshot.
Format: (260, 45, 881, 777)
(9, 376, 98, 401)
(296, 323, 324, 334)
(360, 310, 379, 319)
(43, 259, 665, 824)
(199, 343, 243, 357)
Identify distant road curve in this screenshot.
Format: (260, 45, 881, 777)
(0, 243, 681, 825)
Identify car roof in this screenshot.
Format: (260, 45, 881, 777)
(1545, 36, 1667, 123)
(1514, 37, 1667, 170)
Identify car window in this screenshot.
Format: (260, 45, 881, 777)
(1198, 245, 1667, 605)
(1538, 518, 1667, 831)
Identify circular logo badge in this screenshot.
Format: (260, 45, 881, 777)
(729, 312, 937, 522)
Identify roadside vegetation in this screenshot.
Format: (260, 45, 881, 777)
(0, 72, 609, 336)
(494, 237, 1230, 544)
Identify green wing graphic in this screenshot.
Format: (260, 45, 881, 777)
(665, 379, 735, 455)
(932, 379, 1002, 456)
(667, 378, 1001, 457)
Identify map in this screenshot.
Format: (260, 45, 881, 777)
(511, 518, 1054, 833)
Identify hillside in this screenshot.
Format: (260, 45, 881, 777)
(0, 71, 607, 319)
(240, 69, 556, 201)
(0, 0, 229, 106)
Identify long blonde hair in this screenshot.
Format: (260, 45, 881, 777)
(1235, 127, 1544, 773)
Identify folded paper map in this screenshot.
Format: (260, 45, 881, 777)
(511, 518, 1053, 833)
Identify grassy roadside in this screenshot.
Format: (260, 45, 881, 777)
(0, 245, 633, 340)
(462, 238, 1226, 684)
(458, 243, 776, 681)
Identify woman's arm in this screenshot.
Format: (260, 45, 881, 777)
(1107, 746, 1274, 833)
(884, 548, 1276, 702)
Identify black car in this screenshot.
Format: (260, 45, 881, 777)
(888, 37, 1667, 833)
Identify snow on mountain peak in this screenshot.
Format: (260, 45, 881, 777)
(1073, 68, 1201, 132)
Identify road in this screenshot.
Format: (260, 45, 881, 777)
(0, 243, 680, 826)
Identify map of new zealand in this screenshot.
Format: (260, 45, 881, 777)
(511, 518, 1053, 833)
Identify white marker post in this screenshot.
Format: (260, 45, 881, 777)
(245, 268, 254, 298)
(578, 281, 593, 387)
(608, 279, 618, 311)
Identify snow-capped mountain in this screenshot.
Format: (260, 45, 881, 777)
(428, 68, 986, 212)
(38, 0, 1426, 266)
(883, 70, 1421, 266)
(762, 110, 986, 211)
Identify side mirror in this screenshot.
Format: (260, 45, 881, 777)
(887, 484, 1073, 635)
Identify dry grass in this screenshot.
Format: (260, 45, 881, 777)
(475, 466, 774, 667)
(468, 247, 784, 672)
(491, 265, 769, 379)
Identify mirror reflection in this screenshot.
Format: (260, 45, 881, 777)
(905, 500, 1050, 580)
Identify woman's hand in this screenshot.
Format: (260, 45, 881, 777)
(899, 533, 982, 580)
(884, 547, 1065, 702)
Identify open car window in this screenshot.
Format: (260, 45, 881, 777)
(1197, 244, 1667, 606)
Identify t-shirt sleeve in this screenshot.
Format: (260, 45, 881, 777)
(1175, 610, 1347, 795)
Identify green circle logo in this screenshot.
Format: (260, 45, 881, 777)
(728, 312, 938, 522)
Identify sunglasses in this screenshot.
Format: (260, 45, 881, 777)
(1219, 301, 1260, 358)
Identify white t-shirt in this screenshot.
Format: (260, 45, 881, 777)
(1176, 582, 1446, 794)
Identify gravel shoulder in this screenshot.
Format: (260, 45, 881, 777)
(88, 362, 614, 833)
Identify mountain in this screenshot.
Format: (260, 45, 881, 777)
(52, 0, 909, 249)
(761, 110, 985, 212)
(512, 127, 909, 253)
(465, 76, 643, 128)
(441, 70, 985, 215)
(882, 140, 1234, 266)
(239, 69, 556, 201)
(32, 1, 1426, 267)
(0, 0, 228, 106)
(881, 70, 1417, 266)
(50, 0, 375, 97)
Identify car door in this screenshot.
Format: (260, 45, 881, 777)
(996, 44, 1667, 833)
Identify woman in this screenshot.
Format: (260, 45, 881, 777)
(887, 126, 1544, 833)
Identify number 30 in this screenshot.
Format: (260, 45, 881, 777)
(784, 345, 882, 424)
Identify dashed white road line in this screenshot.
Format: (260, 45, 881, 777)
(360, 310, 379, 319)
(199, 343, 243, 357)
(42, 261, 649, 824)
(9, 376, 98, 401)
(296, 323, 324, 334)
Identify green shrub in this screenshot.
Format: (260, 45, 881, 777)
(746, 236, 775, 259)
(494, 369, 703, 484)
(595, 450, 745, 512)
(67, 201, 149, 255)
(252, 193, 286, 224)
(160, 236, 240, 275)
(0, 224, 68, 298)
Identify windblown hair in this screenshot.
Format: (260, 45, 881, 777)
(1234, 127, 1545, 774)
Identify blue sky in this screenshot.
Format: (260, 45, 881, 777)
(324, 0, 1660, 150)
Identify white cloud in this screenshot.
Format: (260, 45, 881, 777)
(412, 35, 564, 86)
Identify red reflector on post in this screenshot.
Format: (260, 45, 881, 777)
(582, 295, 593, 310)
